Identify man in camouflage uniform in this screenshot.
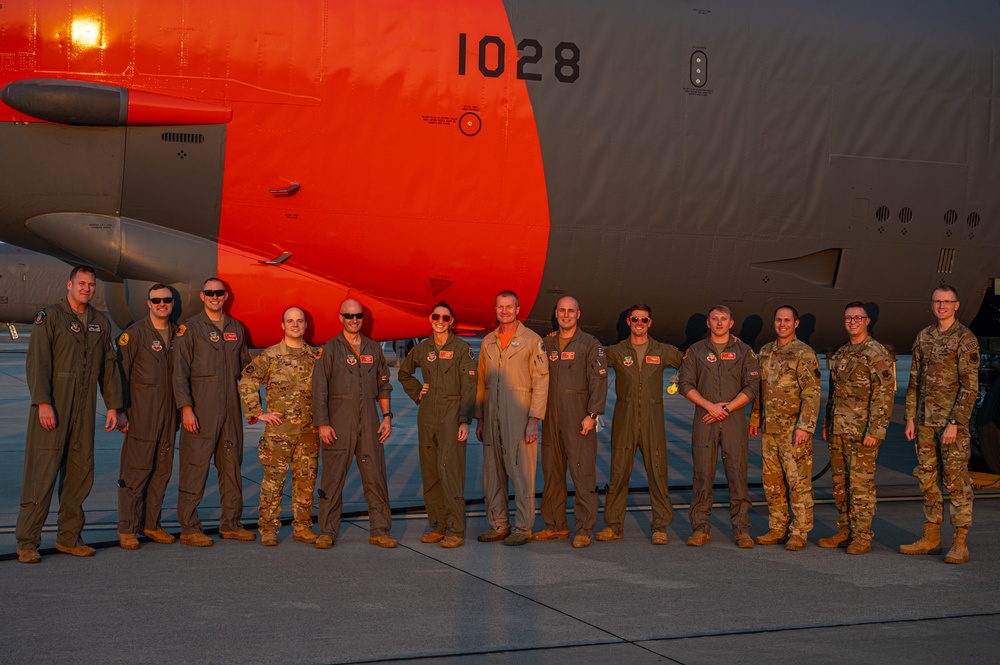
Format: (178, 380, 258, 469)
(239, 306, 321, 546)
(900, 285, 978, 564)
(116, 284, 179, 550)
(820, 301, 895, 555)
(595, 303, 678, 545)
(680, 305, 761, 549)
(750, 305, 821, 551)
(535, 296, 608, 549)
(15, 265, 122, 564)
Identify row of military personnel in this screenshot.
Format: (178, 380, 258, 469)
(13, 268, 979, 565)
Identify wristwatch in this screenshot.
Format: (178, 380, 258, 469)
(948, 418, 958, 425)
(588, 412, 599, 420)
(722, 405, 731, 414)
(382, 412, 394, 420)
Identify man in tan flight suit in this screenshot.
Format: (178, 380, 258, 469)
(173, 277, 253, 546)
(116, 283, 179, 550)
(475, 290, 549, 546)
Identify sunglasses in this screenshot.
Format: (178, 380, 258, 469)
(629, 316, 651, 324)
(202, 289, 226, 297)
(149, 297, 174, 305)
(431, 313, 452, 322)
(341, 312, 364, 320)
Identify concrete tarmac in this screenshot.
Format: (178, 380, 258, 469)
(1, 334, 998, 664)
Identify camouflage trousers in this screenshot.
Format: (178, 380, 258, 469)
(913, 425, 973, 527)
(258, 431, 319, 534)
(761, 431, 814, 536)
(828, 434, 880, 541)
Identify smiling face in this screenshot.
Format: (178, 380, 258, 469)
(555, 297, 580, 333)
(430, 305, 453, 334)
(773, 307, 798, 343)
(282, 307, 307, 341)
(931, 288, 960, 325)
(340, 299, 364, 334)
(495, 295, 519, 326)
(844, 306, 869, 340)
(66, 270, 96, 309)
(147, 287, 174, 323)
(200, 278, 227, 315)
(628, 309, 651, 337)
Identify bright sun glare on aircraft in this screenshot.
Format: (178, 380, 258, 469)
(70, 18, 101, 49)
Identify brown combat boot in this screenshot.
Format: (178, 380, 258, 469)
(420, 531, 445, 544)
(651, 531, 668, 545)
(54, 542, 96, 557)
(846, 537, 871, 555)
(477, 527, 509, 543)
(315, 535, 334, 549)
(818, 529, 850, 548)
(261, 532, 278, 547)
(572, 535, 591, 549)
(220, 528, 256, 542)
(594, 527, 623, 542)
(898, 522, 942, 555)
(16, 547, 41, 564)
(293, 530, 319, 544)
(118, 533, 140, 550)
(686, 531, 710, 547)
(735, 533, 755, 549)
(755, 528, 787, 546)
(143, 528, 176, 544)
(440, 535, 465, 549)
(944, 526, 969, 565)
(784, 534, 807, 551)
(369, 534, 398, 548)
(180, 532, 214, 547)
(531, 528, 569, 541)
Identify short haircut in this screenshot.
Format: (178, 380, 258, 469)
(202, 276, 224, 288)
(708, 304, 732, 317)
(628, 303, 652, 316)
(147, 283, 170, 298)
(282, 306, 305, 321)
(844, 300, 870, 316)
(431, 300, 455, 319)
(496, 289, 519, 306)
(934, 284, 959, 300)
(774, 304, 799, 320)
(69, 265, 96, 281)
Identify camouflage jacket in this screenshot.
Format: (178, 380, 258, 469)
(904, 321, 979, 428)
(825, 335, 895, 440)
(750, 336, 821, 434)
(239, 340, 320, 435)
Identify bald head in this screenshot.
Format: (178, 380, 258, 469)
(555, 295, 581, 334)
(340, 299, 362, 314)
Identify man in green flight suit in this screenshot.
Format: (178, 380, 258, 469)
(596, 303, 681, 545)
(16, 265, 123, 564)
